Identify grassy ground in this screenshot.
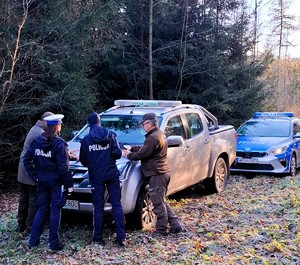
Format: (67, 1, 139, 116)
(1, 174, 300, 264)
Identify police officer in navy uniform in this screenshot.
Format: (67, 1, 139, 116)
(24, 114, 73, 251)
(79, 112, 126, 247)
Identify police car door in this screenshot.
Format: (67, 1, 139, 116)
(292, 120, 300, 168)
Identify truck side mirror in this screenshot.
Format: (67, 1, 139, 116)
(70, 130, 79, 139)
(294, 132, 300, 138)
(167, 135, 184, 147)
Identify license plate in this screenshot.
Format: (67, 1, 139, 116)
(64, 200, 79, 210)
(237, 157, 259, 164)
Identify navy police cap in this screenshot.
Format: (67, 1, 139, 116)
(44, 114, 64, 125)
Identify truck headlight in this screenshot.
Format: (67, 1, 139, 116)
(268, 145, 288, 155)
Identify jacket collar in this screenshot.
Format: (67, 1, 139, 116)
(36, 120, 47, 130)
(145, 127, 159, 137)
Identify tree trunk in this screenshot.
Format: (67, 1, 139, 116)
(149, 0, 153, 99)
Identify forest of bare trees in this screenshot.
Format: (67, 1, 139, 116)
(249, 0, 300, 114)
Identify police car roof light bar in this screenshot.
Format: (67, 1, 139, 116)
(114, 99, 182, 108)
(253, 112, 294, 118)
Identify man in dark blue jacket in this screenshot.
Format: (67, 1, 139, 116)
(79, 112, 126, 247)
(24, 114, 73, 251)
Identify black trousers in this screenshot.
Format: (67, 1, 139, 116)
(148, 173, 180, 232)
(92, 177, 126, 242)
(29, 186, 62, 250)
(17, 183, 37, 232)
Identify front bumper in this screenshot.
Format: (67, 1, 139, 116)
(62, 159, 141, 215)
(230, 153, 290, 174)
(63, 187, 112, 213)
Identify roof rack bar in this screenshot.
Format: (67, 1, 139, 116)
(114, 99, 182, 108)
(160, 104, 196, 115)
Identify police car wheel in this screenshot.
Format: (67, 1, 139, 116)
(290, 154, 297, 177)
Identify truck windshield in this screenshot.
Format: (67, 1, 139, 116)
(73, 114, 162, 145)
(237, 120, 290, 137)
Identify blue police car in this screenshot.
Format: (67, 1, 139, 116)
(230, 112, 300, 176)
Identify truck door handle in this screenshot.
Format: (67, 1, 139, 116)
(204, 139, 210, 144)
(184, 145, 191, 152)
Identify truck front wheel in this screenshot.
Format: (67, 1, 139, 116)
(127, 184, 156, 230)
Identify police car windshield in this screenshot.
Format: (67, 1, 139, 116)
(74, 114, 162, 145)
(238, 120, 290, 137)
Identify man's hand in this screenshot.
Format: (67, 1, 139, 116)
(122, 149, 131, 157)
(68, 150, 79, 161)
(123, 145, 131, 151)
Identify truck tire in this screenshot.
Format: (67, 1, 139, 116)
(205, 157, 228, 193)
(289, 154, 297, 177)
(126, 184, 156, 230)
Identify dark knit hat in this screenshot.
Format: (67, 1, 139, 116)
(140, 113, 157, 124)
(88, 112, 100, 126)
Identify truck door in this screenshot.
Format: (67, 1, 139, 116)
(183, 112, 211, 182)
(164, 115, 192, 194)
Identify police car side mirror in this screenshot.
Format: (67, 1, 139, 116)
(294, 132, 300, 138)
(167, 135, 184, 147)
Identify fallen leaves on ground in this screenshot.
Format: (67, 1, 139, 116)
(1, 174, 300, 264)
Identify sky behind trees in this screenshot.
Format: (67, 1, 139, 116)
(248, 0, 300, 57)
(289, 1, 300, 56)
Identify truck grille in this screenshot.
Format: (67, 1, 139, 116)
(231, 164, 274, 170)
(236, 151, 267, 158)
(67, 193, 92, 203)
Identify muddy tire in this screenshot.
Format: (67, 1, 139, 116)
(289, 154, 297, 177)
(126, 184, 156, 230)
(204, 157, 228, 193)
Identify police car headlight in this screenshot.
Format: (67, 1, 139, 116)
(117, 161, 130, 181)
(268, 145, 288, 155)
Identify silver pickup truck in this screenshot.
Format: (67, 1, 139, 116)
(65, 100, 237, 229)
